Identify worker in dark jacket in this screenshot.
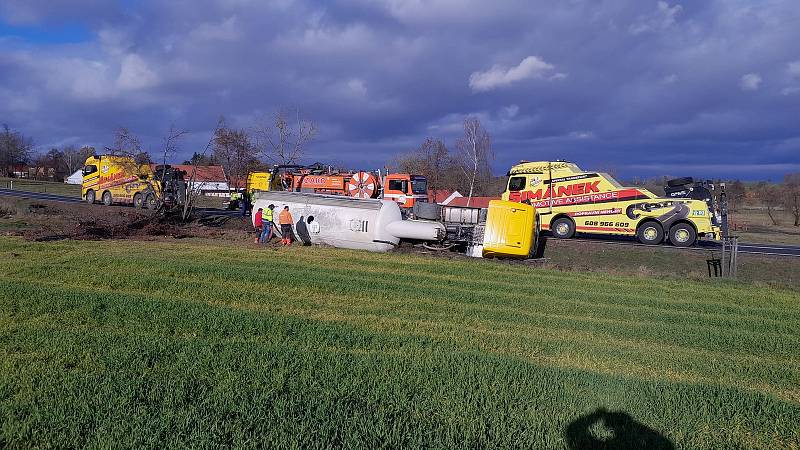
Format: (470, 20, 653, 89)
(278, 206, 294, 246)
(240, 191, 250, 217)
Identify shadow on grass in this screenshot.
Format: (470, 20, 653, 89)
(565, 408, 674, 449)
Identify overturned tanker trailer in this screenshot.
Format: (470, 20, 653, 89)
(252, 191, 545, 258)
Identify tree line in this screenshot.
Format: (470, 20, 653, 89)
(3, 116, 798, 226)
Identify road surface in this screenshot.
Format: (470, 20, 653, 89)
(0, 188, 240, 218)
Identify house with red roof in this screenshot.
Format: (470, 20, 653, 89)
(173, 165, 231, 197)
(428, 189, 461, 204)
(443, 195, 499, 208)
(150, 164, 232, 197)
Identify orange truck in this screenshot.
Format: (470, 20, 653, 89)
(249, 165, 428, 209)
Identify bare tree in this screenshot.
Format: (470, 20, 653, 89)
(784, 174, 800, 226)
(149, 125, 187, 209)
(107, 127, 151, 174)
(395, 137, 457, 196)
(213, 118, 259, 190)
(0, 124, 33, 177)
(110, 127, 142, 156)
(180, 119, 225, 221)
(726, 180, 746, 212)
(753, 182, 781, 226)
(157, 126, 187, 169)
(255, 107, 318, 165)
(62, 145, 95, 174)
(455, 117, 493, 205)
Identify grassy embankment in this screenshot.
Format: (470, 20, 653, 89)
(1, 237, 798, 448)
(545, 239, 800, 287)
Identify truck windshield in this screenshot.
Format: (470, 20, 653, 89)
(411, 178, 427, 194)
(508, 176, 526, 191)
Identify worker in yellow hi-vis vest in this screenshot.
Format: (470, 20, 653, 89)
(260, 204, 275, 243)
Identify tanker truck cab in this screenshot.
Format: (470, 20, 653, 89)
(502, 161, 720, 247)
(383, 174, 428, 208)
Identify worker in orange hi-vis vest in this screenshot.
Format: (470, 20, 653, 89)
(278, 206, 294, 246)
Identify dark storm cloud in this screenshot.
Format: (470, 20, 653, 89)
(1, 0, 798, 179)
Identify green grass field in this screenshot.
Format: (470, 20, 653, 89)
(729, 206, 800, 245)
(1, 237, 799, 448)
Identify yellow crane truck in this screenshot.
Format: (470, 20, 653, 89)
(501, 160, 722, 247)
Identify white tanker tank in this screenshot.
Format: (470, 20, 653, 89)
(252, 191, 445, 252)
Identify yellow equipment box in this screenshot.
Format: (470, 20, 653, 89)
(246, 172, 274, 193)
(482, 200, 536, 257)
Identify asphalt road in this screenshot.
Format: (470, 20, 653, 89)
(0, 188, 241, 218)
(3, 187, 800, 257)
(568, 235, 800, 257)
(0, 187, 86, 204)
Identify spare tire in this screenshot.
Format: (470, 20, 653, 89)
(413, 202, 441, 221)
(667, 177, 694, 187)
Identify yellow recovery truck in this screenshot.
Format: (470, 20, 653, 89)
(81, 155, 186, 208)
(502, 161, 721, 246)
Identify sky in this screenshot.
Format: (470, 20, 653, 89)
(1, 0, 799, 181)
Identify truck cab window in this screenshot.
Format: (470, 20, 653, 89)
(508, 176, 526, 192)
(388, 179, 404, 191)
(82, 165, 97, 176)
(411, 178, 427, 194)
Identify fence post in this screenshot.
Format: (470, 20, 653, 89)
(721, 238, 728, 277)
(721, 236, 739, 279)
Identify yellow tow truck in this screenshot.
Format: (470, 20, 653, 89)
(502, 160, 721, 246)
(82, 155, 186, 209)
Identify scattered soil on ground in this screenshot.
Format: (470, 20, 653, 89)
(0, 197, 252, 242)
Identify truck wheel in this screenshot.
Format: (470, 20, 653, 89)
(669, 223, 696, 247)
(86, 190, 95, 204)
(636, 221, 664, 245)
(102, 191, 113, 206)
(551, 217, 575, 239)
(145, 195, 156, 209)
(133, 193, 143, 209)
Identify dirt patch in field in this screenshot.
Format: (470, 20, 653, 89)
(0, 197, 251, 242)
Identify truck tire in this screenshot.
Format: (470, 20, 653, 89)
(102, 191, 113, 206)
(86, 190, 95, 204)
(144, 194, 156, 210)
(551, 217, 575, 239)
(669, 223, 696, 247)
(667, 177, 693, 187)
(133, 193, 143, 209)
(636, 221, 664, 245)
